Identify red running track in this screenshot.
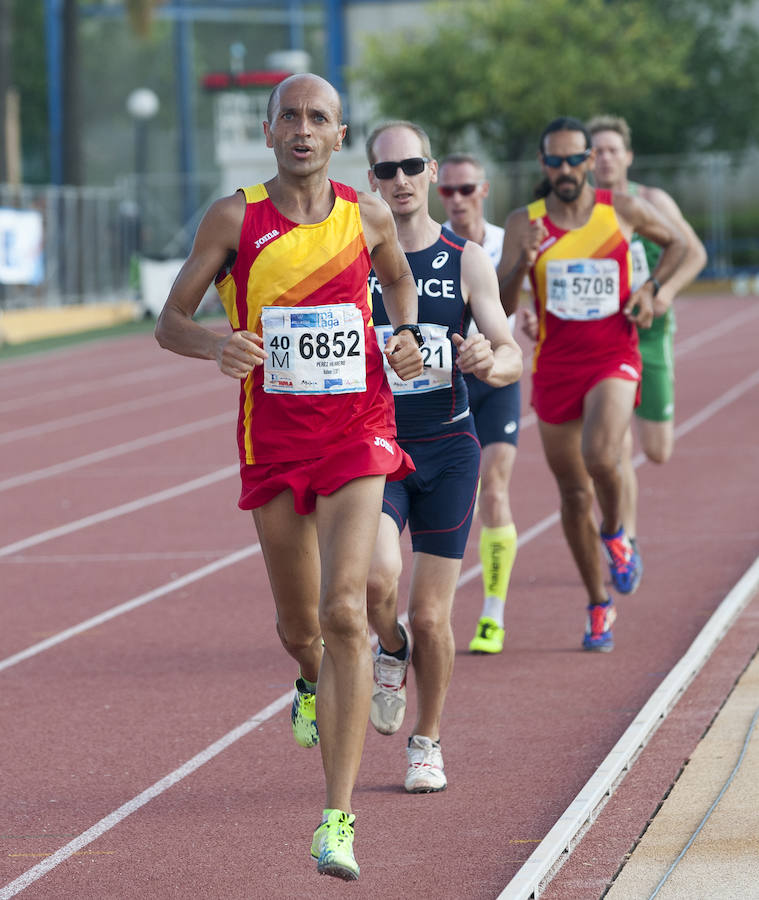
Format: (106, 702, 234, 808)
(1, 293, 758, 899)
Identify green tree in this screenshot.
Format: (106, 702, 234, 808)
(353, 0, 757, 159)
(627, 0, 759, 152)
(1, 0, 13, 182)
(10, 0, 47, 181)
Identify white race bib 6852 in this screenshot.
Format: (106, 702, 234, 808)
(374, 322, 451, 394)
(546, 258, 620, 320)
(262, 304, 366, 394)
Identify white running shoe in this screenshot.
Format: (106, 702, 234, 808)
(404, 735, 447, 793)
(369, 625, 410, 735)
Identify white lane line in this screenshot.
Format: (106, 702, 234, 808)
(0, 412, 235, 493)
(2, 362, 758, 665)
(0, 362, 185, 415)
(672, 304, 759, 357)
(498, 555, 759, 900)
(1, 361, 758, 897)
(459, 367, 759, 586)
(672, 369, 759, 439)
(1, 298, 751, 449)
(0, 380, 229, 446)
(1, 551, 235, 564)
(0, 689, 290, 900)
(0, 344, 152, 385)
(0, 545, 260, 674)
(494, 366, 759, 900)
(0, 465, 238, 558)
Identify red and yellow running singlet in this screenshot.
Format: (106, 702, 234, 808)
(527, 189, 637, 376)
(215, 181, 396, 465)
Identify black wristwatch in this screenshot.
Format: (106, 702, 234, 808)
(646, 276, 661, 296)
(393, 323, 425, 347)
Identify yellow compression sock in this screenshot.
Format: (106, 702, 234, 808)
(479, 524, 517, 620)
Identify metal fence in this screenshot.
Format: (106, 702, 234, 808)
(1, 149, 757, 311)
(0, 173, 222, 311)
(0, 182, 135, 309)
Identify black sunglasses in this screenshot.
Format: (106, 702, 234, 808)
(437, 184, 479, 198)
(372, 157, 430, 180)
(542, 150, 591, 168)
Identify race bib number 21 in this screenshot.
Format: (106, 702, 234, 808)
(261, 304, 366, 394)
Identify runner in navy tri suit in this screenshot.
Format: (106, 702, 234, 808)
(370, 226, 480, 559)
(364, 120, 522, 794)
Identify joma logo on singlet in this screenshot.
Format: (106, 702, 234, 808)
(254, 229, 280, 249)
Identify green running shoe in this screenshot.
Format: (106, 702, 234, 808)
(469, 616, 505, 654)
(291, 677, 318, 748)
(310, 809, 359, 880)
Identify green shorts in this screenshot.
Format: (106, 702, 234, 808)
(636, 307, 675, 422)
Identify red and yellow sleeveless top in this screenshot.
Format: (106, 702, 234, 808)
(215, 180, 396, 465)
(527, 189, 636, 374)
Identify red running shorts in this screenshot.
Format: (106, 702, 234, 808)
(238, 434, 415, 515)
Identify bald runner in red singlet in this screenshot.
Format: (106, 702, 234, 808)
(154, 74, 423, 882)
(215, 180, 414, 514)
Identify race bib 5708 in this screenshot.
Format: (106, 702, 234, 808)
(546, 258, 620, 320)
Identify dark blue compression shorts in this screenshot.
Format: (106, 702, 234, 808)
(464, 374, 521, 448)
(382, 415, 481, 559)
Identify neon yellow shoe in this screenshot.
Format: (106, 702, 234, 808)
(291, 677, 318, 748)
(469, 616, 505, 654)
(310, 809, 359, 880)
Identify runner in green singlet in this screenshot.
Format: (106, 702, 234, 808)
(588, 115, 707, 549)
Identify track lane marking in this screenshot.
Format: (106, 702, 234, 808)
(498, 556, 759, 900)
(1, 316, 758, 896)
(1, 367, 758, 667)
(0, 545, 260, 673)
(0, 380, 229, 446)
(0, 367, 758, 895)
(0, 413, 235, 492)
(0, 363, 185, 415)
(0, 466, 238, 558)
(0, 690, 290, 899)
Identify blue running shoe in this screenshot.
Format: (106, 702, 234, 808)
(601, 527, 643, 594)
(582, 599, 616, 652)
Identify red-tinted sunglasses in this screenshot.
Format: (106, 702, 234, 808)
(437, 184, 480, 198)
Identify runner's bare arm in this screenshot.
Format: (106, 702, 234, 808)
(155, 192, 268, 378)
(358, 191, 423, 380)
(614, 192, 687, 325)
(639, 186, 708, 304)
(454, 241, 523, 388)
(521, 307, 539, 342)
(496, 208, 545, 317)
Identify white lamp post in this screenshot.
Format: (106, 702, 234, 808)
(126, 88, 160, 256)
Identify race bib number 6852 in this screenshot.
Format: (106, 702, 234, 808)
(261, 304, 366, 394)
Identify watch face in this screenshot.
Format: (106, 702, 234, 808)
(396, 324, 424, 345)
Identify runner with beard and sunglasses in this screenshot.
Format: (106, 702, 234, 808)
(497, 116, 686, 652)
